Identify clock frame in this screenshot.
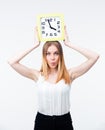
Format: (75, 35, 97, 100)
(37, 13, 64, 42)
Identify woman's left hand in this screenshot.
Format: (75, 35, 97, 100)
(63, 26, 71, 47)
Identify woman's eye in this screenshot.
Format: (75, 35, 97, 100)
(46, 52, 59, 56)
(46, 52, 50, 55)
(54, 52, 59, 55)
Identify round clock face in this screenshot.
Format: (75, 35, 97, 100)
(40, 16, 62, 40)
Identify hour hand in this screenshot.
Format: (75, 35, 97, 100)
(50, 26, 56, 30)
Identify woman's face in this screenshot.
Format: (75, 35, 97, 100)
(46, 45, 60, 70)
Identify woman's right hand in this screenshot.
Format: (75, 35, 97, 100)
(34, 26, 40, 47)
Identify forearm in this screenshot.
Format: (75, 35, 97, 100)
(64, 26, 99, 61)
(66, 42, 99, 60)
(8, 45, 39, 65)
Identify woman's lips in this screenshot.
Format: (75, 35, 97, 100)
(50, 62, 56, 66)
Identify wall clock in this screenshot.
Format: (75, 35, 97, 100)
(37, 13, 64, 42)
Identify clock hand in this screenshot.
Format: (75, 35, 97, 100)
(48, 19, 56, 31)
(48, 19, 52, 28)
(50, 26, 56, 30)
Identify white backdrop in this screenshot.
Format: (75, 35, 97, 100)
(0, 0, 105, 130)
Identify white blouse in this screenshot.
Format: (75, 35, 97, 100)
(36, 75, 71, 116)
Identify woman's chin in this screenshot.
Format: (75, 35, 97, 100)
(49, 65, 57, 69)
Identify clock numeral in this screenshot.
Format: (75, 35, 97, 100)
(42, 31, 45, 34)
(50, 33, 53, 36)
(41, 26, 45, 29)
(49, 18, 52, 22)
(41, 22, 45, 25)
(54, 33, 57, 36)
(54, 18, 56, 21)
(46, 33, 48, 36)
(58, 30, 60, 33)
(57, 25, 60, 29)
(57, 21, 60, 24)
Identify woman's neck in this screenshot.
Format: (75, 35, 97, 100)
(47, 69, 58, 83)
(49, 68, 58, 75)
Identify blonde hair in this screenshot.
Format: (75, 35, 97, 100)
(40, 41, 71, 84)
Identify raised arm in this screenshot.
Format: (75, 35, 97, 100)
(63, 26, 100, 81)
(8, 27, 40, 81)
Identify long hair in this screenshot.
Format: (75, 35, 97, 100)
(40, 41, 71, 84)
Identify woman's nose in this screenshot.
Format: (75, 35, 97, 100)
(50, 54, 55, 60)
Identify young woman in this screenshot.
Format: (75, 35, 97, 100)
(8, 26, 99, 130)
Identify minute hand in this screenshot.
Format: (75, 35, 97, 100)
(48, 20, 56, 30)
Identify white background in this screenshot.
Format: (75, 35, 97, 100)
(0, 0, 104, 130)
